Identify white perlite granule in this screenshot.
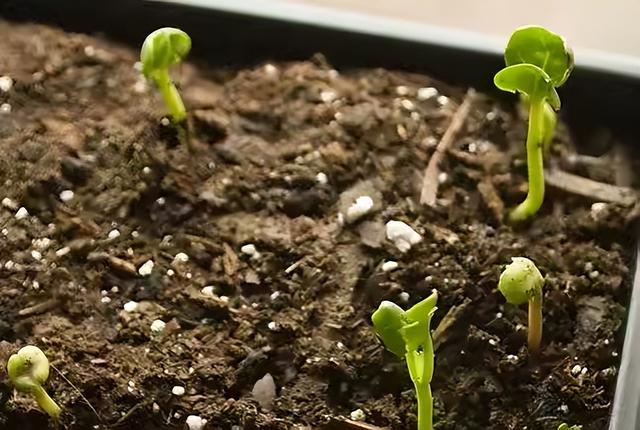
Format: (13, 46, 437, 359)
(345, 196, 374, 223)
(138, 260, 154, 276)
(385, 220, 422, 252)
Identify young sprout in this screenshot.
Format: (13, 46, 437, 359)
(140, 27, 191, 124)
(558, 424, 582, 430)
(494, 26, 574, 222)
(372, 290, 438, 430)
(7, 345, 61, 419)
(498, 257, 544, 353)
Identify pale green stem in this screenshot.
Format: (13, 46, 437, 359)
(415, 381, 432, 430)
(541, 102, 557, 154)
(406, 349, 433, 430)
(33, 385, 61, 419)
(153, 69, 186, 123)
(528, 290, 543, 353)
(509, 97, 546, 223)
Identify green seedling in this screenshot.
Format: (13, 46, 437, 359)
(140, 27, 191, 124)
(7, 345, 61, 419)
(494, 26, 574, 222)
(498, 257, 544, 353)
(558, 424, 582, 430)
(372, 290, 438, 430)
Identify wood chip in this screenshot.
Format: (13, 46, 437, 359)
(612, 143, 634, 187)
(420, 88, 476, 206)
(448, 147, 484, 167)
(324, 418, 388, 430)
(222, 242, 240, 276)
(19, 298, 59, 317)
(56, 206, 101, 236)
(184, 234, 223, 254)
(433, 298, 471, 350)
(477, 177, 505, 223)
(425, 223, 459, 245)
(545, 168, 638, 206)
(87, 252, 137, 277)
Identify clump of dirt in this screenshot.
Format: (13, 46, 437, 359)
(0, 20, 637, 430)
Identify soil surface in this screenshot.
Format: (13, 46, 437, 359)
(0, 20, 638, 430)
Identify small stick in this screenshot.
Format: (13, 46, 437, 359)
(477, 177, 505, 223)
(50, 364, 101, 421)
(325, 417, 388, 430)
(544, 168, 638, 206)
(18, 298, 59, 317)
(420, 88, 477, 206)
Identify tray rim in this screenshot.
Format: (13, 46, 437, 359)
(152, 0, 640, 80)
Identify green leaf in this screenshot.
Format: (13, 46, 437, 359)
(371, 290, 438, 357)
(371, 301, 408, 358)
(405, 289, 438, 322)
(403, 290, 438, 351)
(140, 27, 191, 78)
(494, 64, 560, 109)
(504, 25, 574, 87)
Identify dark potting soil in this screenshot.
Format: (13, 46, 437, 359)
(0, 20, 638, 430)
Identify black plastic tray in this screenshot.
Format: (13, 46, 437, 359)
(1, 1, 639, 428)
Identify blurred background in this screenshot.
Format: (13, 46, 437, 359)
(287, 0, 640, 58)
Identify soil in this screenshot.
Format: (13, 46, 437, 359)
(0, 20, 637, 430)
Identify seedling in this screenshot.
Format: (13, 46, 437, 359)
(498, 257, 544, 353)
(558, 424, 582, 430)
(494, 26, 574, 222)
(372, 290, 438, 430)
(7, 345, 61, 419)
(140, 27, 191, 124)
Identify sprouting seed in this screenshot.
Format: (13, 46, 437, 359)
(372, 290, 438, 430)
(140, 28, 191, 124)
(498, 257, 544, 353)
(7, 345, 61, 419)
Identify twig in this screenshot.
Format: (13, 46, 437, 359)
(285, 256, 307, 274)
(110, 400, 151, 427)
(324, 417, 388, 430)
(477, 177, 505, 223)
(50, 364, 101, 421)
(544, 168, 638, 206)
(18, 298, 59, 316)
(420, 88, 476, 206)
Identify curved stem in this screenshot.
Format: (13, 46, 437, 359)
(33, 386, 61, 419)
(509, 98, 546, 223)
(527, 291, 543, 353)
(153, 69, 186, 124)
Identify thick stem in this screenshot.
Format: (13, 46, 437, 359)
(33, 386, 61, 419)
(154, 69, 186, 124)
(415, 381, 432, 430)
(509, 98, 546, 223)
(527, 291, 543, 353)
(406, 350, 433, 430)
